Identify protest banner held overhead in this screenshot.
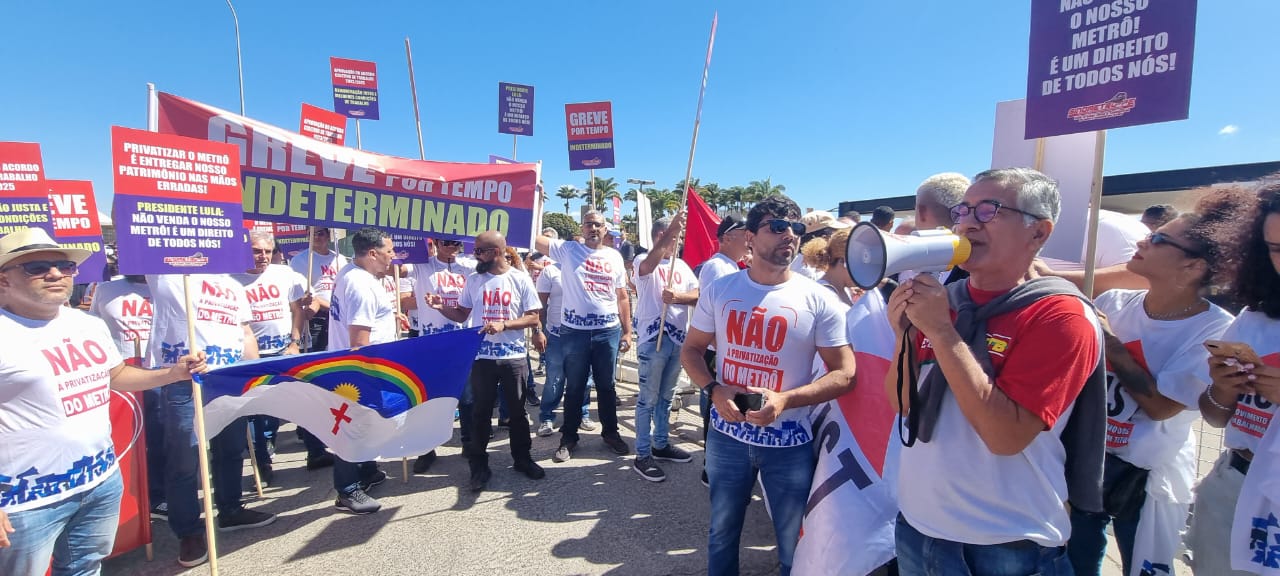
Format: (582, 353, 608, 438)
(1025, 0, 1198, 138)
(157, 92, 543, 248)
(0, 141, 53, 236)
(47, 180, 108, 282)
(330, 57, 380, 120)
(299, 103, 348, 146)
(498, 82, 534, 136)
(110, 125, 248, 275)
(565, 101, 615, 170)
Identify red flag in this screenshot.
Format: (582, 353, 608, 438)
(107, 389, 152, 559)
(681, 187, 721, 270)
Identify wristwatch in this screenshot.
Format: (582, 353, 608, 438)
(703, 380, 721, 394)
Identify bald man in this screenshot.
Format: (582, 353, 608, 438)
(429, 231, 547, 491)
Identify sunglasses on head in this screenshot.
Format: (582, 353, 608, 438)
(949, 200, 1046, 224)
(757, 219, 806, 236)
(1148, 231, 1202, 258)
(2, 259, 78, 276)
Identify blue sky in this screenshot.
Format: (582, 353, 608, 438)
(2, 1, 1276, 217)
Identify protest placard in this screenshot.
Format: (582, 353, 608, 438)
(498, 82, 534, 136)
(299, 103, 348, 145)
(331, 57, 380, 120)
(565, 101, 615, 171)
(1026, 0, 1198, 138)
(110, 126, 248, 274)
(47, 180, 108, 282)
(0, 141, 53, 236)
(157, 92, 542, 248)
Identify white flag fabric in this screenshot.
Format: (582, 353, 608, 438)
(637, 190, 653, 250)
(794, 289, 902, 576)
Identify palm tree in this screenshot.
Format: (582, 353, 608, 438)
(556, 185, 578, 214)
(583, 176, 618, 211)
(746, 178, 786, 202)
(701, 182, 723, 213)
(726, 186, 746, 213)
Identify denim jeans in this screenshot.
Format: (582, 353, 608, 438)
(1067, 507, 1138, 576)
(0, 470, 123, 576)
(705, 428, 815, 576)
(162, 380, 248, 538)
(635, 333, 683, 457)
(560, 325, 621, 444)
(142, 387, 167, 505)
(896, 514, 1074, 576)
(538, 331, 589, 423)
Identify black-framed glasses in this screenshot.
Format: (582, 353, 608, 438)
(1149, 232, 1203, 258)
(473, 246, 498, 256)
(949, 200, 1046, 224)
(758, 219, 806, 236)
(582, 221, 606, 229)
(2, 259, 78, 277)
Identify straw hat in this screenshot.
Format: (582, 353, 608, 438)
(802, 210, 852, 235)
(0, 228, 93, 271)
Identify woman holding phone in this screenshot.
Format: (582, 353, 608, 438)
(1190, 181, 1280, 575)
(1068, 188, 1253, 576)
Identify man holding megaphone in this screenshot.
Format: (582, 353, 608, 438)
(884, 168, 1106, 576)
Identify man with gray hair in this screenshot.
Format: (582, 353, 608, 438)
(630, 212, 699, 481)
(541, 227, 559, 239)
(885, 167, 1104, 575)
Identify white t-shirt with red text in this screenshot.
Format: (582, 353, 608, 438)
(536, 263, 564, 336)
(899, 286, 1101, 547)
(290, 249, 348, 304)
(147, 274, 252, 369)
(329, 263, 399, 350)
(88, 278, 152, 361)
(1096, 290, 1233, 467)
(408, 257, 476, 336)
(547, 239, 627, 330)
(234, 265, 307, 355)
(690, 272, 847, 447)
(633, 253, 699, 345)
(0, 308, 125, 513)
(1218, 309, 1280, 453)
(459, 269, 541, 360)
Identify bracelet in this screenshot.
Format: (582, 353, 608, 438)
(1205, 383, 1233, 411)
(703, 380, 721, 394)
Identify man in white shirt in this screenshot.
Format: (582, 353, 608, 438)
(327, 227, 403, 515)
(631, 214, 700, 482)
(680, 196, 856, 575)
(400, 237, 476, 473)
(289, 226, 347, 352)
(534, 211, 635, 462)
(234, 230, 309, 484)
(428, 231, 547, 491)
(0, 229, 206, 576)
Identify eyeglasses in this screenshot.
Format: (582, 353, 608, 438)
(473, 246, 498, 256)
(758, 219, 806, 236)
(582, 221, 606, 229)
(2, 259, 79, 276)
(1148, 232, 1202, 258)
(949, 200, 1046, 224)
(437, 240, 463, 247)
(313, 229, 331, 236)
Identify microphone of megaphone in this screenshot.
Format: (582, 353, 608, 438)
(844, 222, 971, 290)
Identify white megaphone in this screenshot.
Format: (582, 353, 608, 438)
(845, 222, 971, 290)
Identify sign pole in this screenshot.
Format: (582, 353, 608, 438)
(183, 275, 221, 575)
(405, 37, 426, 161)
(513, 135, 518, 162)
(657, 12, 718, 353)
(1081, 130, 1106, 297)
(589, 169, 596, 211)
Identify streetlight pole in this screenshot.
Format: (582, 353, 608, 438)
(226, 0, 245, 116)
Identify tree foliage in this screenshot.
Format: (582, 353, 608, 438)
(541, 212, 580, 241)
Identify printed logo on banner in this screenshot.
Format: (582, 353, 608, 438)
(1067, 92, 1138, 122)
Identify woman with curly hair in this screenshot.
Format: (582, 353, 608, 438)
(800, 227, 861, 307)
(1191, 181, 1280, 575)
(1068, 186, 1256, 576)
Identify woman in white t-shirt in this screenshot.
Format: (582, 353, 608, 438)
(1195, 183, 1280, 575)
(1067, 188, 1255, 576)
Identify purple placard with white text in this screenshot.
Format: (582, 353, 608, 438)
(1025, 0, 1197, 139)
(498, 83, 534, 136)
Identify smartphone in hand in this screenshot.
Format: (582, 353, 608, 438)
(733, 392, 764, 414)
(1204, 340, 1264, 366)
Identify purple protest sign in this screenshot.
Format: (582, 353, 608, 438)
(390, 233, 430, 264)
(47, 180, 108, 282)
(1025, 0, 1197, 139)
(565, 101, 615, 171)
(0, 141, 54, 237)
(499, 83, 534, 136)
(331, 57, 380, 120)
(110, 126, 249, 275)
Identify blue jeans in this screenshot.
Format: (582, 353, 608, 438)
(560, 325, 621, 444)
(635, 333, 683, 457)
(538, 331, 589, 423)
(1067, 507, 1138, 576)
(896, 514, 1074, 576)
(162, 381, 248, 538)
(0, 470, 123, 576)
(705, 428, 815, 576)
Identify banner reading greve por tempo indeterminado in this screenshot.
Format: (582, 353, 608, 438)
(565, 101, 615, 171)
(47, 180, 108, 282)
(157, 92, 542, 249)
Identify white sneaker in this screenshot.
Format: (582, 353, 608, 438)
(580, 417, 598, 432)
(537, 421, 555, 437)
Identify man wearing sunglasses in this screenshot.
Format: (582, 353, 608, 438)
(0, 228, 209, 576)
(886, 168, 1103, 576)
(534, 211, 634, 462)
(401, 236, 476, 473)
(680, 196, 856, 576)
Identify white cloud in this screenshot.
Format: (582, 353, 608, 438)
(1219, 124, 1239, 136)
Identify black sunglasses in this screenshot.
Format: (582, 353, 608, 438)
(2, 259, 78, 276)
(437, 240, 463, 247)
(473, 246, 498, 255)
(758, 219, 806, 236)
(1149, 232, 1202, 258)
(950, 200, 1046, 224)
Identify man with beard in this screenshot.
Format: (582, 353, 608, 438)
(534, 211, 634, 462)
(680, 196, 855, 575)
